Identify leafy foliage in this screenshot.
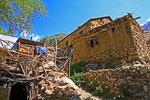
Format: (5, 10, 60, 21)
(113, 85, 132, 100)
(104, 60, 114, 69)
(0, 0, 47, 35)
(40, 36, 64, 46)
(0, 26, 12, 36)
(70, 72, 85, 87)
(87, 81, 104, 96)
(70, 61, 88, 76)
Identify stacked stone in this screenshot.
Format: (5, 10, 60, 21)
(81, 48, 140, 64)
(131, 22, 150, 62)
(37, 62, 79, 100)
(82, 62, 150, 99)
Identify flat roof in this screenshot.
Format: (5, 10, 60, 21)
(0, 34, 18, 49)
(58, 16, 112, 45)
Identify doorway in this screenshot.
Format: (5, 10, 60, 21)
(9, 82, 28, 100)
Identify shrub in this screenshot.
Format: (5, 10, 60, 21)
(70, 61, 88, 76)
(87, 81, 104, 96)
(93, 86, 103, 96)
(70, 72, 85, 87)
(113, 85, 132, 100)
(104, 60, 114, 69)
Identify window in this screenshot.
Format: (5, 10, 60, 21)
(90, 38, 99, 47)
(101, 28, 108, 31)
(90, 40, 94, 47)
(112, 27, 115, 32)
(94, 38, 99, 45)
(66, 41, 68, 46)
(6, 59, 10, 64)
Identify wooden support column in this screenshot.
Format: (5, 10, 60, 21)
(17, 41, 20, 57)
(55, 39, 57, 66)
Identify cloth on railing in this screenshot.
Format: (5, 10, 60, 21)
(35, 46, 47, 55)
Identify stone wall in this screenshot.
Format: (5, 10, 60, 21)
(82, 63, 150, 99)
(73, 47, 140, 64)
(131, 21, 150, 62)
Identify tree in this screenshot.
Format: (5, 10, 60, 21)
(0, 0, 47, 36)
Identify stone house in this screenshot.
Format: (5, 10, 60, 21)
(58, 13, 149, 64)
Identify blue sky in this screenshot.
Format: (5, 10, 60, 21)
(15, 0, 150, 41)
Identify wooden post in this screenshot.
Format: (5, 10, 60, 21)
(68, 57, 71, 78)
(68, 49, 73, 78)
(55, 39, 57, 66)
(32, 46, 34, 58)
(17, 41, 20, 57)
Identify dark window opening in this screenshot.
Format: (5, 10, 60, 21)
(10, 83, 28, 100)
(90, 40, 94, 47)
(90, 38, 99, 47)
(66, 41, 68, 46)
(112, 27, 115, 32)
(6, 59, 10, 64)
(96, 40, 98, 45)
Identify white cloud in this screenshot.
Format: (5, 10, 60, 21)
(20, 31, 41, 41)
(147, 18, 150, 22)
(20, 29, 28, 37)
(30, 34, 41, 41)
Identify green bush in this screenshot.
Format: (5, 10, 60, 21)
(94, 86, 103, 96)
(87, 81, 104, 96)
(104, 60, 114, 69)
(70, 72, 85, 87)
(113, 85, 132, 100)
(70, 61, 88, 76)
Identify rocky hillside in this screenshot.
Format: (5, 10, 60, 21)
(141, 22, 150, 48)
(141, 21, 150, 31)
(40, 33, 68, 46)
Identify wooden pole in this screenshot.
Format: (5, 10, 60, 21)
(17, 41, 20, 57)
(68, 56, 71, 78)
(55, 39, 57, 66)
(68, 49, 73, 78)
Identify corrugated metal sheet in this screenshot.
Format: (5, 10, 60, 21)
(0, 34, 18, 50)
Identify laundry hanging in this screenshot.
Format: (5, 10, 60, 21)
(35, 46, 47, 55)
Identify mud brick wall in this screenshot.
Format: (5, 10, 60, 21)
(72, 15, 149, 64)
(131, 21, 150, 62)
(76, 48, 140, 64)
(83, 64, 150, 99)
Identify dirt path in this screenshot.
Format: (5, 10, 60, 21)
(77, 88, 102, 100)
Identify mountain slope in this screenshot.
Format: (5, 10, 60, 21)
(141, 21, 150, 31)
(40, 33, 68, 46)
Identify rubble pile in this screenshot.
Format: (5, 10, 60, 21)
(37, 62, 79, 100)
(0, 38, 79, 99)
(83, 61, 150, 99)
